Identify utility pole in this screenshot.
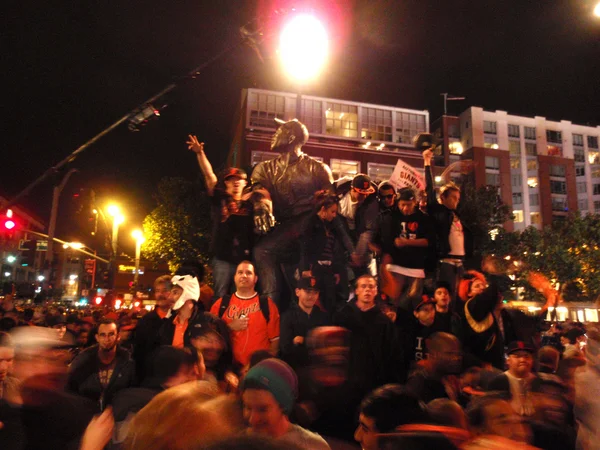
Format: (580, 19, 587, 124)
(441, 93, 466, 115)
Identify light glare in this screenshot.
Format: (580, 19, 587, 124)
(279, 14, 328, 82)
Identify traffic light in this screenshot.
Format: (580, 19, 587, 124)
(2, 209, 18, 238)
(20, 239, 37, 267)
(94, 296, 103, 305)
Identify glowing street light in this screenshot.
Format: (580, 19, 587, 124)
(131, 229, 145, 290)
(6, 255, 16, 264)
(594, 2, 600, 17)
(37, 275, 45, 282)
(279, 14, 328, 82)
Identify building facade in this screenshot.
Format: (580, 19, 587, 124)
(229, 88, 430, 185)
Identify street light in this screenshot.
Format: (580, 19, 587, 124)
(6, 255, 16, 264)
(594, 2, 600, 17)
(279, 14, 328, 82)
(107, 205, 125, 259)
(131, 229, 145, 290)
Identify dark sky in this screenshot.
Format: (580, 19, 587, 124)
(4, 0, 600, 251)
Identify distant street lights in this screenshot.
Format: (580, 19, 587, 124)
(131, 229, 145, 290)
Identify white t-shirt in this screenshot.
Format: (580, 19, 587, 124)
(448, 214, 465, 256)
(338, 192, 359, 230)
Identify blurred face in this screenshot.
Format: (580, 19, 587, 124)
(355, 277, 378, 306)
(507, 351, 533, 378)
(379, 188, 395, 208)
(398, 199, 416, 216)
(414, 303, 436, 327)
(243, 388, 287, 437)
(441, 189, 460, 210)
(224, 176, 246, 198)
(53, 324, 67, 340)
(351, 189, 368, 203)
(434, 288, 451, 312)
(296, 288, 319, 311)
(14, 348, 70, 392)
(155, 282, 174, 311)
(191, 332, 225, 367)
(319, 204, 338, 222)
(469, 279, 486, 297)
(482, 400, 531, 443)
(0, 347, 15, 381)
(170, 286, 184, 305)
(234, 262, 258, 291)
(354, 413, 379, 450)
(77, 331, 89, 347)
(96, 323, 119, 352)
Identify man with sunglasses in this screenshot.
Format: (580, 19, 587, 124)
(377, 181, 397, 213)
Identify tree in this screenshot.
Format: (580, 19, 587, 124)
(142, 177, 212, 272)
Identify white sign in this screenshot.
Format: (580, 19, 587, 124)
(389, 159, 425, 192)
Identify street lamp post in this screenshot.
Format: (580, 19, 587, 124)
(107, 205, 124, 290)
(131, 230, 145, 291)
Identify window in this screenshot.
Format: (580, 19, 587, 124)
(483, 121, 497, 134)
(486, 173, 501, 186)
(251, 151, 279, 166)
(549, 165, 566, 177)
(573, 134, 584, 147)
(301, 99, 323, 134)
(594, 184, 600, 195)
(590, 151, 600, 165)
(593, 167, 600, 178)
(577, 182, 588, 194)
(511, 158, 520, 169)
(576, 166, 586, 177)
(511, 174, 522, 187)
(330, 159, 360, 179)
(513, 210, 524, 222)
(547, 145, 563, 157)
(448, 124, 460, 138)
(449, 141, 464, 155)
(513, 192, 523, 204)
(551, 197, 567, 211)
(484, 136, 499, 149)
(574, 147, 585, 162)
(550, 180, 567, 194)
(595, 201, 600, 211)
(325, 103, 358, 138)
(508, 124, 520, 138)
(361, 107, 392, 142)
(578, 199, 589, 211)
(248, 92, 287, 128)
(530, 212, 541, 225)
(525, 142, 537, 156)
(395, 112, 427, 144)
(529, 193, 539, 206)
(588, 136, 599, 149)
(367, 163, 395, 183)
(524, 126, 536, 140)
(546, 130, 562, 144)
(527, 159, 538, 171)
(509, 140, 521, 155)
(527, 177, 539, 188)
(485, 156, 500, 169)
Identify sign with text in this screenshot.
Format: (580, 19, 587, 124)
(389, 159, 425, 192)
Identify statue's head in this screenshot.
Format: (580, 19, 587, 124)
(271, 118, 309, 152)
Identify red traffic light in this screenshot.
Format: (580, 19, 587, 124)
(4, 220, 15, 230)
(134, 301, 140, 308)
(94, 296, 103, 305)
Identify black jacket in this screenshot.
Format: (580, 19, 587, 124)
(67, 345, 136, 410)
(156, 302, 206, 348)
(280, 301, 330, 369)
(133, 308, 168, 383)
(425, 164, 473, 259)
(334, 301, 404, 393)
(299, 215, 354, 274)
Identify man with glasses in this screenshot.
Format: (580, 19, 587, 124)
(377, 181, 397, 213)
(68, 318, 136, 411)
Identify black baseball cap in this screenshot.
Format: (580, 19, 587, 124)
(223, 167, 247, 181)
(297, 277, 320, 291)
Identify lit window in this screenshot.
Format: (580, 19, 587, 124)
(484, 136, 498, 149)
(367, 163, 395, 184)
(530, 212, 541, 225)
(325, 103, 358, 138)
(525, 142, 537, 156)
(547, 145, 563, 157)
(509, 140, 521, 155)
(527, 159, 538, 171)
(589, 151, 600, 165)
(330, 159, 360, 179)
(527, 177, 538, 188)
(511, 158, 520, 169)
(361, 107, 392, 142)
(585, 309, 599, 322)
(449, 141, 463, 154)
(513, 210, 524, 222)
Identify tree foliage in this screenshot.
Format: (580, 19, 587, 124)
(142, 177, 212, 273)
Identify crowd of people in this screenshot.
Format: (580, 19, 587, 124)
(0, 120, 598, 450)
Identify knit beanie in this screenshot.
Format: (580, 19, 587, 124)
(241, 358, 298, 415)
(171, 274, 200, 310)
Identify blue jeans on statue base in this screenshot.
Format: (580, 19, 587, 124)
(211, 258, 237, 301)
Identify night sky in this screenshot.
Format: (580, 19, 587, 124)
(4, 0, 600, 254)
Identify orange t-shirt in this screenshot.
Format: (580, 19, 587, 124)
(210, 293, 280, 366)
(172, 315, 188, 348)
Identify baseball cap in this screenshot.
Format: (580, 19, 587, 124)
(352, 174, 376, 195)
(411, 295, 436, 312)
(507, 341, 535, 355)
(297, 277, 320, 291)
(223, 167, 247, 181)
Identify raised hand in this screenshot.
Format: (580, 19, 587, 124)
(187, 134, 204, 154)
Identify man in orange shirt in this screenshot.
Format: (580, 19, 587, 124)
(211, 261, 280, 368)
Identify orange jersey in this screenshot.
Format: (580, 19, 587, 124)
(210, 293, 280, 366)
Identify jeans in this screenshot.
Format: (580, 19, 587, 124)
(438, 261, 465, 311)
(211, 258, 237, 301)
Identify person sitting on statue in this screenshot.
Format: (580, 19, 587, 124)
(250, 118, 334, 310)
